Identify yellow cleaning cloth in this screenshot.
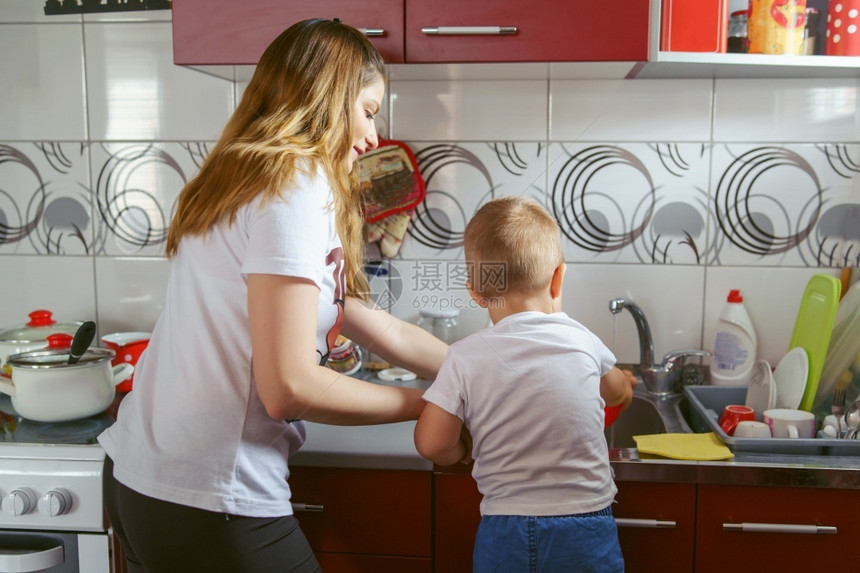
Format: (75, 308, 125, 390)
(633, 432, 734, 461)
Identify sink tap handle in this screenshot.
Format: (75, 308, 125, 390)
(661, 349, 712, 369)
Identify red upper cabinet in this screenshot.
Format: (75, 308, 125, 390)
(405, 0, 650, 62)
(171, 0, 406, 65)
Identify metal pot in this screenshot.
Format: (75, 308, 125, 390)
(0, 310, 82, 377)
(0, 346, 133, 423)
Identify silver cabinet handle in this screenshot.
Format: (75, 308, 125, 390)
(291, 503, 324, 513)
(615, 518, 676, 529)
(421, 26, 517, 35)
(723, 522, 837, 534)
(358, 28, 385, 37)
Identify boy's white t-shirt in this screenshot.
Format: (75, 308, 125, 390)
(98, 166, 346, 517)
(423, 311, 617, 516)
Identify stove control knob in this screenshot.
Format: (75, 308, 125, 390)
(2, 487, 37, 516)
(39, 488, 73, 517)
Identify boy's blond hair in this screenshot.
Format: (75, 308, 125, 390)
(464, 196, 564, 298)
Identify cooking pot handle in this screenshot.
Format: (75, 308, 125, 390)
(111, 363, 135, 387)
(0, 376, 15, 397)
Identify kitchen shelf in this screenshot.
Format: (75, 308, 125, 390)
(631, 51, 860, 79)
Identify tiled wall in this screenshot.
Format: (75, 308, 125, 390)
(1, 2, 857, 371)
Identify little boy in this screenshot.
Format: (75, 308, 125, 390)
(414, 196, 636, 573)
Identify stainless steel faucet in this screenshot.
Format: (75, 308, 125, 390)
(609, 298, 711, 396)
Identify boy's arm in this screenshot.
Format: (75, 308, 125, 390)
(414, 403, 470, 466)
(600, 367, 638, 409)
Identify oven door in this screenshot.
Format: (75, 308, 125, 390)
(0, 531, 110, 573)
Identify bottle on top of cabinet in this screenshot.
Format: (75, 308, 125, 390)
(710, 289, 758, 386)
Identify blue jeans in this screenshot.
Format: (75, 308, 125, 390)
(473, 506, 624, 573)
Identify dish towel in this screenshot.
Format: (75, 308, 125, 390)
(633, 432, 734, 461)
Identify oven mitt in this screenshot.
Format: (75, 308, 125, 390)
(360, 138, 425, 258)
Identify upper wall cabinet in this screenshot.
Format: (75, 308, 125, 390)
(171, 0, 406, 65)
(404, 0, 650, 62)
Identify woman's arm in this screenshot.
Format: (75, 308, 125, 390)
(341, 296, 449, 381)
(248, 274, 425, 424)
(414, 403, 469, 466)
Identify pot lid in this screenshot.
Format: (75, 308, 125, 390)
(7, 347, 114, 369)
(0, 310, 83, 345)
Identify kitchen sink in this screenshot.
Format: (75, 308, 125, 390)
(604, 370, 693, 449)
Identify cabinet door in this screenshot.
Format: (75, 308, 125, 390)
(613, 482, 696, 573)
(696, 484, 860, 572)
(434, 472, 483, 573)
(172, 0, 405, 65)
(405, 0, 649, 62)
(289, 467, 431, 557)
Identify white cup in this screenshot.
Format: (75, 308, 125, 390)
(733, 420, 772, 438)
(762, 408, 815, 439)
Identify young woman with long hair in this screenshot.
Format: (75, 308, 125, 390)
(100, 19, 448, 572)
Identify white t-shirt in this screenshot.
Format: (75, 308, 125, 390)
(99, 166, 346, 517)
(423, 311, 617, 516)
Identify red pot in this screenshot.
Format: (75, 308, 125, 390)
(100, 332, 150, 392)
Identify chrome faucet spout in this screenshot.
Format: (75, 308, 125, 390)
(608, 297, 710, 396)
(608, 298, 654, 371)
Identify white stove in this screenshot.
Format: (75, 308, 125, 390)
(0, 394, 114, 572)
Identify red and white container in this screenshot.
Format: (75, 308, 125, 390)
(826, 1, 860, 55)
(101, 331, 150, 392)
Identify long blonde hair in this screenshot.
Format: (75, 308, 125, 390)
(166, 18, 383, 297)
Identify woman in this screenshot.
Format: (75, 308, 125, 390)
(99, 19, 448, 572)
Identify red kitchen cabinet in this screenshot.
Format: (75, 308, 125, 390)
(171, 0, 405, 65)
(434, 470, 482, 573)
(405, 0, 650, 62)
(289, 466, 431, 572)
(695, 484, 860, 573)
(613, 481, 696, 573)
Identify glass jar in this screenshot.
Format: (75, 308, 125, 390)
(727, 10, 750, 53)
(417, 308, 460, 344)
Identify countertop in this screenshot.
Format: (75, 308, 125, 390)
(289, 370, 434, 471)
(290, 370, 860, 488)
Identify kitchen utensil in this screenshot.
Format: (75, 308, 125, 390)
(0, 346, 133, 422)
(68, 321, 96, 365)
(845, 400, 860, 439)
(719, 404, 756, 436)
(830, 374, 849, 438)
(788, 274, 840, 411)
(733, 420, 772, 438)
(745, 360, 776, 417)
(0, 310, 82, 376)
(773, 347, 809, 409)
(763, 408, 816, 439)
(814, 281, 860, 413)
(101, 331, 151, 392)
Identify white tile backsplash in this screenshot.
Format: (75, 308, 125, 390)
(0, 256, 97, 329)
(389, 80, 548, 141)
(550, 79, 713, 142)
(0, 24, 86, 140)
(2, 9, 859, 370)
(95, 256, 169, 335)
(713, 79, 860, 143)
(84, 21, 234, 141)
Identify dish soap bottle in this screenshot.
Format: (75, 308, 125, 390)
(710, 289, 758, 386)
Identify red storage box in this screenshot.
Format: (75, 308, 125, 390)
(661, 0, 730, 52)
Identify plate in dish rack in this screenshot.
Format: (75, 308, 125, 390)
(745, 360, 776, 417)
(773, 347, 809, 410)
